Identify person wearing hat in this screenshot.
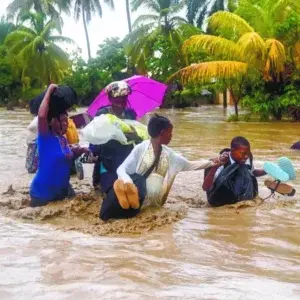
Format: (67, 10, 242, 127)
(89, 81, 142, 195)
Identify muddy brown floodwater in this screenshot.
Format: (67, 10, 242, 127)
(0, 106, 300, 299)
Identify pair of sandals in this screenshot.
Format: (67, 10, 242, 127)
(113, 179, 140, 209)
(263, 157, 296, 197)
(264, 180, 295, 196)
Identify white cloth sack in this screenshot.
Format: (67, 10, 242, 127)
(82, 114, 127, 145)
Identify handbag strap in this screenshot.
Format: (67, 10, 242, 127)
(143, 146, 162, 179)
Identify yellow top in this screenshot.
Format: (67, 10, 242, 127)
(66, 118, 79, 144)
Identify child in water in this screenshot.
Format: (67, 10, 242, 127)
(203, 136, 266, 206)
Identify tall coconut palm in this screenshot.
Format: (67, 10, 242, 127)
(169, 11, 288, 115)
(126, 0, 199, 72)
(73, 0, 115, 60)
(5, 12, 74, 86)
(6, 0, 71, 30)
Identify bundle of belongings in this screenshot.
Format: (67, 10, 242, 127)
(82, 114, 148, 145)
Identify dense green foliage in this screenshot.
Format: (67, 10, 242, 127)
(63, 38, 129, 105)
(0, 0, 299, 121)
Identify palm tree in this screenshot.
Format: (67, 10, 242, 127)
(5, 12, 74, 86)
(126, 0, 199, 72)
(6, 0, 71, 30)
(169, 11, 288, 115)
(73, 0, 115, 60)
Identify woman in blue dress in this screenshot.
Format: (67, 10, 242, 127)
(30, 84, 89, 207)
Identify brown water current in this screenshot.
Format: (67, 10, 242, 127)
(0, 106, 300, 299)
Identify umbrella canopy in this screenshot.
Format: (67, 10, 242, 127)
(87, 75, 168, 119)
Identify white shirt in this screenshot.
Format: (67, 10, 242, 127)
(26, 117, 38, 145)
(213, 154, 253, 182)
(117, 140, 215, 206)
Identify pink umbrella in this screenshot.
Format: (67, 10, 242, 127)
(87, 75, 168, 119)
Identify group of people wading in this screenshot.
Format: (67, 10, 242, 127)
(27, 81, 294, 222)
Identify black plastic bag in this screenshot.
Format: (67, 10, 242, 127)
(29, 85, 78, 120)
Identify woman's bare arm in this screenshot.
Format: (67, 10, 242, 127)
(38, 84, 57, 135)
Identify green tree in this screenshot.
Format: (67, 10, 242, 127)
(234, 0, 300, 38)
(63, 38, 129, 105)
(0, 46, 14, 103)
(73, 0, 115, 60)
(0, 17, 15, 45)
(125, 0, 199, 73)
(169, 11, 288, 116)
(5, 12, 73, 87)
(94, 37, 127, 78)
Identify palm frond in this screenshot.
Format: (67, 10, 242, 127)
(48, 36, 75, 45)
(124, 23, 156, 44)
(7, 0, 34, 19)
(237, 32, 266, 65)
(131, 0, 160, 13)
(169, 16, 188, 26)
(183, 34, 240, 60)
(40, 20, 56, 39)
(92, 0, 104, 20)
(208, 11, 254, 40)
(264, 38, 286, 80)
(104, 0, 115, 9)
(169, 0, 187, 15)
(234, 0, 272, 37)
(132, 14, 160, 28)
(270, 0, 300, 22)
(5, 30, 34, 48)
(293, 41, 300, 69)
(126, 26, 161, 69)
(168, 61, 249, 84)
(47, 43, 70, 68)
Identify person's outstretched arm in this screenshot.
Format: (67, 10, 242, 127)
(202, 165, 221, 191)
(117, 142, 144, 183)
(38, 84, 57, 135)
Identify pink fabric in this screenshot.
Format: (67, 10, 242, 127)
(87, 75, 168, 119)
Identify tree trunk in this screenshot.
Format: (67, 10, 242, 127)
(229, 89, 239, 116)
(82, 11, 92, 60)
(223, 89, 227, 108)
(125, 0, 132, 33)
(234, 101, 239, 116)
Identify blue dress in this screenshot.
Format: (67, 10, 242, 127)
(30, 132, 73, 206)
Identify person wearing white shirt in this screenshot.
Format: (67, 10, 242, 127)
(202, 136, 266, 207)
(26, 116, 38, 145)
(99, 114, 220, 221)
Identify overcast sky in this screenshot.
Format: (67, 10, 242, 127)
(0, 0, 142, 60)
